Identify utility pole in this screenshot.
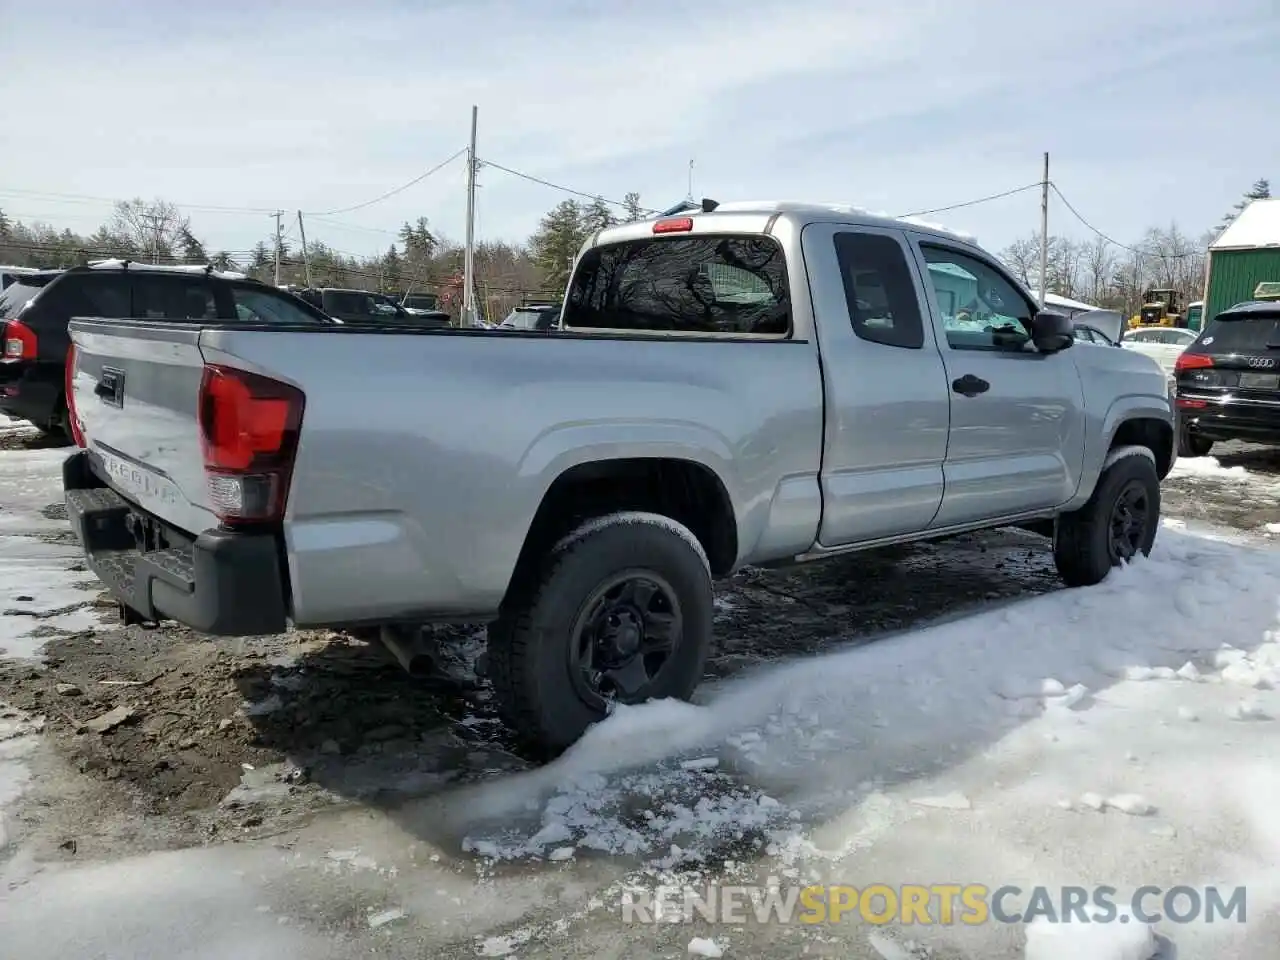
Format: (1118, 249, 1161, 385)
(1038, 152, 1049, 309)
(462, 105, 478, 328)
(140, 212, 163, 264)
(296, 211, 314, 288)
(687, 159, 694, 201)
(271, 211, 284, 286)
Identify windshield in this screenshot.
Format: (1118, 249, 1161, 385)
(403, 294, 438, 310)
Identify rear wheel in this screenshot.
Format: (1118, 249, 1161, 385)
(1054, 450, 1160, 587)
(488, 512, 714, 756)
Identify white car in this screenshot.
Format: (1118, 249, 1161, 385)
(1120, 326, 1198, 374)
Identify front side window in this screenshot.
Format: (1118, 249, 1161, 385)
(920, 245, 1035, 351)
(563, 235, 790, 336)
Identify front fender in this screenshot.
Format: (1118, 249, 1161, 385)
(1066, 393, 1174, 510)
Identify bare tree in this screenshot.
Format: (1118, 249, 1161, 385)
(108, 199, 192, 263)
(1084, 236, 1115, 305)
(999, 235, 1039, 286)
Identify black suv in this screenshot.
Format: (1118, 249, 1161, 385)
(1173, 300, 1280, 456)
(295, 287, 450, 327)
(0, 261, 333, 437)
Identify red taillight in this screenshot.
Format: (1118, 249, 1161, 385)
(652, 217, 694, 234)
(1174, 352, 1213, 373)
(1176, 397, 1208, 409)
(3, 319, 37, 360)
(198, 364, 304, 526)
(65, 343, 85, 447)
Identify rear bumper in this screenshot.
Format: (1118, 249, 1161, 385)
(63, 450, 289, 636)
(0, 360, 61, 428)
(1177, 394, 1280, 445)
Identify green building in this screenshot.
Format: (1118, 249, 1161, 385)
(1204, 198, 1280, 324)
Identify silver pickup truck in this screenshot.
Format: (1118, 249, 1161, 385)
(62, 202, 1175, 753)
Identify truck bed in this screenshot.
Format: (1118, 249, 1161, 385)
(67, 320, 825, 627)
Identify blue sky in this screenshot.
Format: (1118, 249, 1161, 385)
(1, 0, 1276, 260)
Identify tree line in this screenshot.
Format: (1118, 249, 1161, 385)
(1, 179, 1268, 322)
(1000, 178, 1270, 316)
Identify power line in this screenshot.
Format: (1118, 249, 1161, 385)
(308, 216, 405, 239)
(477, 158, 657, 214)
(1049, 182, 1202, 259)
(897, 182, 1043, 219)
(0, 187, 278, 215)
(302, 149, 467, 217)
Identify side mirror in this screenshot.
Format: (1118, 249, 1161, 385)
(1031, 311, 1074, 353)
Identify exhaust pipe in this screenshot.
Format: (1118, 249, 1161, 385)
(379, 625, 436, 679)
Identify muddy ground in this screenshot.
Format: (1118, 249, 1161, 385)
(1, 437, 1277, 870)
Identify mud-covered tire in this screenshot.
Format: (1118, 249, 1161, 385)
(487, 512, 714, 756)
(1177, 424, 1213, 458)
(1053, 448, 1161, 588)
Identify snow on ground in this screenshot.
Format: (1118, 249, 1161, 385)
(421, 525, 1280, 957)
(1, 428, 1279, 957)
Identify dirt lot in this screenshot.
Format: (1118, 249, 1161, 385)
(2, 435, 1277, 883)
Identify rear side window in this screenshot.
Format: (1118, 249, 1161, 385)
(133, 276, 218, 321)
(231, 287, 330, 325)
(834, 232, 924, 349)
(0, 281, 51, 318)
(1200, 311, 1280, 352)
(563, 236, 790, 337)
(62, 275, 131, 319)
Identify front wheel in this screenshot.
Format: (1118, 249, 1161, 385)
(1053, 450, 1161, 588)
(488, 512, 714, 756)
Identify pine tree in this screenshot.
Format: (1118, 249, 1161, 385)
(382, 245, 403, 289)
(580, 197, 616, 235)
(624, 192, 644, 222)
(1217, 179, 1272, 232)
(179, 228, 206, 263)
(0, 208, 10, 239)
(250, 242, 271, 270)
(530, 200, 587, 292)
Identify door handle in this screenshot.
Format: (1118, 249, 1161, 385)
(952, 374, 990, 397)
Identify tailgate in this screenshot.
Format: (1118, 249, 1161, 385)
(69, 320, 216, 535)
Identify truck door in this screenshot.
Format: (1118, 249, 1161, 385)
(908, 238, 1085, 527)
(802, 223, 950, 545)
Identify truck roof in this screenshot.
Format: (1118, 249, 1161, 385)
(589, 200, 977, 250)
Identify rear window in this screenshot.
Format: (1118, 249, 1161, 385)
(0, 280, 53, 318)
(563, 235, 790, 337)
(1200, 310, 1280, 352)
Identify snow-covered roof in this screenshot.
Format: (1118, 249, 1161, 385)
(85, 259, 248, 279)
(1027, 291, 1099, 313)
(1210, 198, 1280, 251)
